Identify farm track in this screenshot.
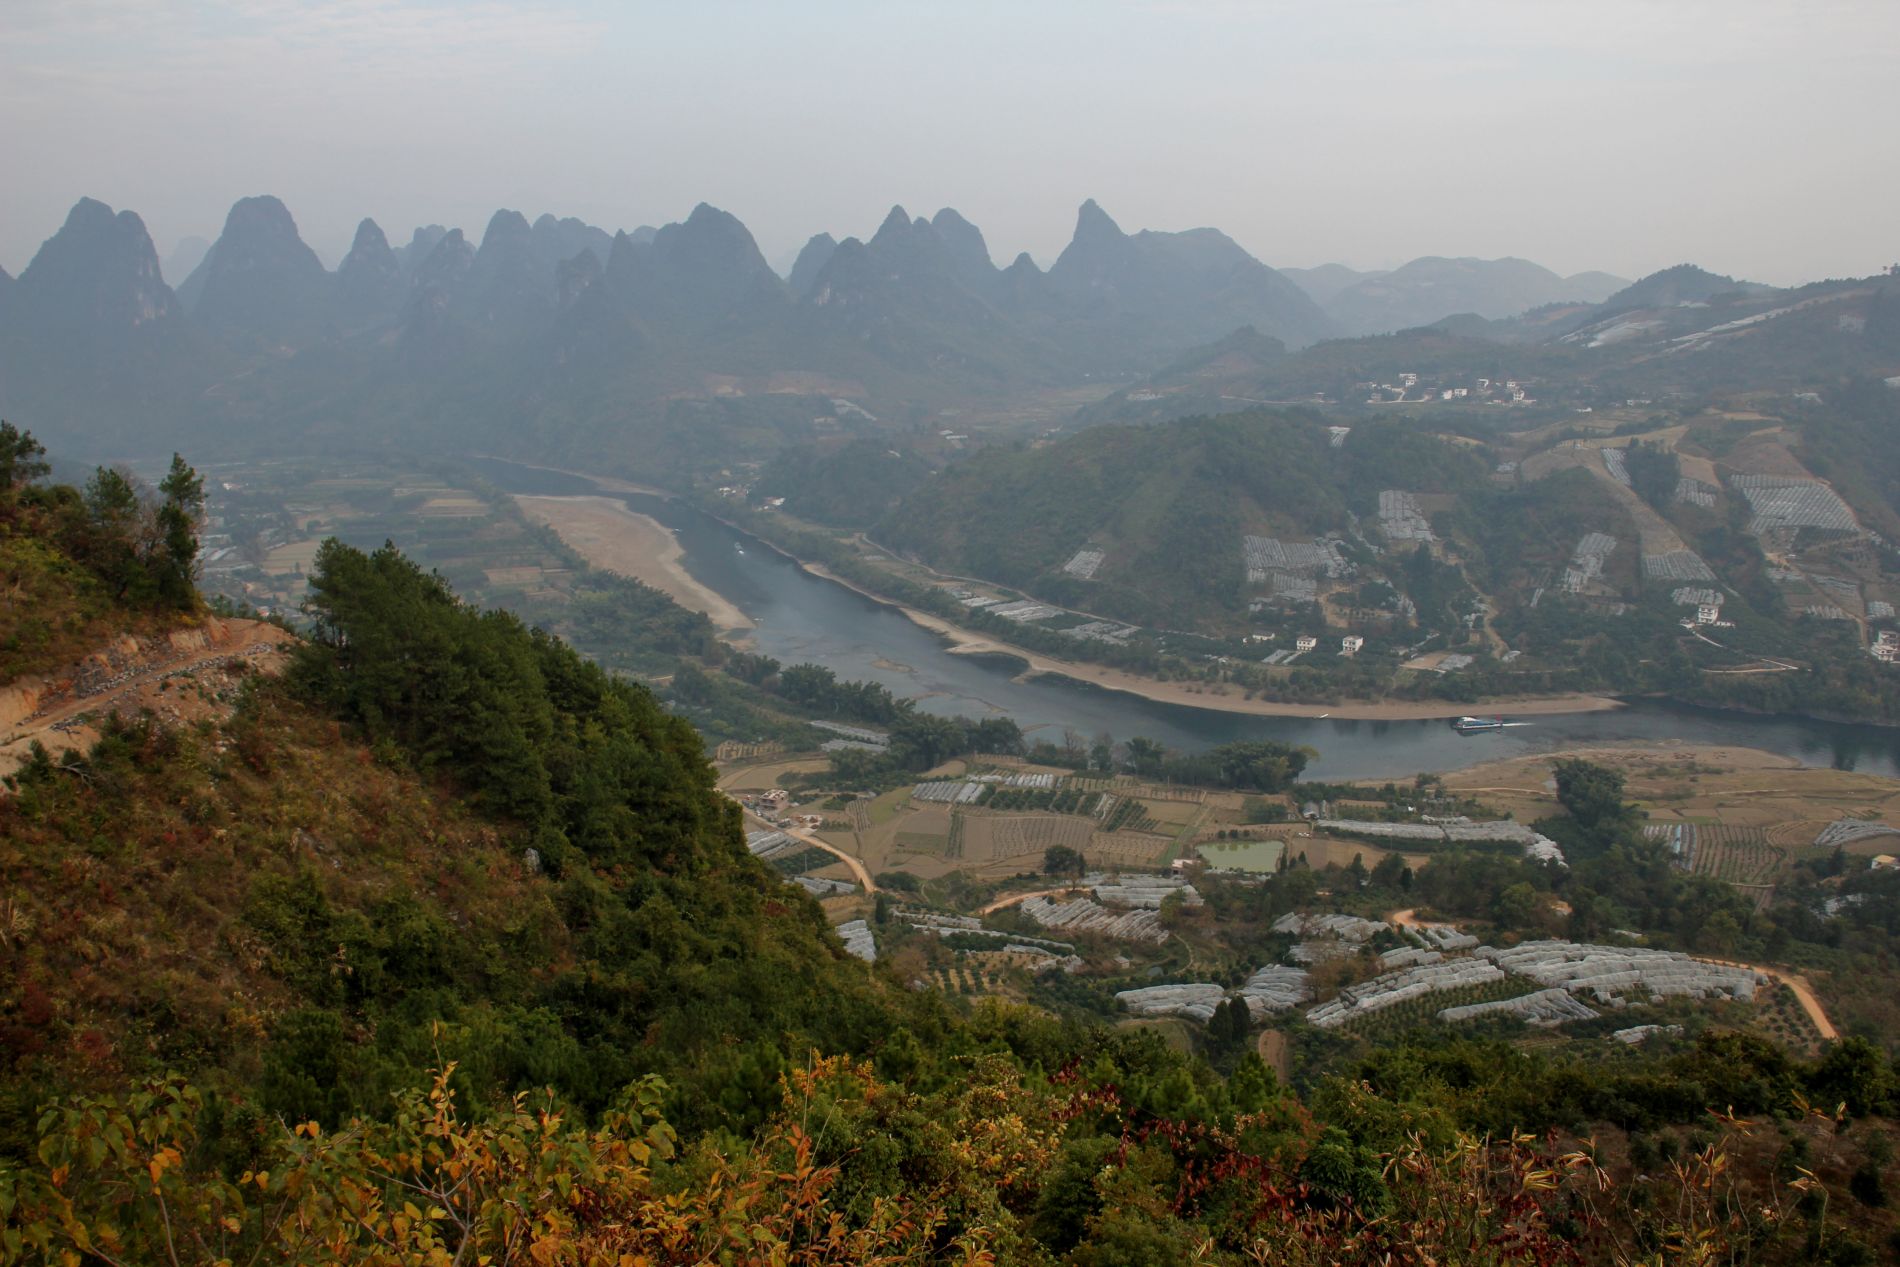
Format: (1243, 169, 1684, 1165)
(736, 806, 877, 893)
(977, 886, 1084, 916)
(1696, 959, 1838, 1041)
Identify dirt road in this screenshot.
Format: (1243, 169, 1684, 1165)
(978, 886, 1083, 915)
(1, 622, 294, 779)
(1698, 957, 1838, 1041)
(1257, 1029, 1292, 1083)
(739, 808, 877, 893)
(1385, 908, 1459, 930)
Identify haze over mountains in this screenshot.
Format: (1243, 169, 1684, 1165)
(0, 189, 1887, 470)
(1289, 257, 1630, 336)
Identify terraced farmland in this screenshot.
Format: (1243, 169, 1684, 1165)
(1647, 823, 1786, 887)
(1690, 825, 1785, 886)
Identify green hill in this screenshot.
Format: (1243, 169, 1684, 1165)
(878, 410, 1490, 628)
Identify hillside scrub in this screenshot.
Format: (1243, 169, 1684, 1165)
(0, 423, 207, 680)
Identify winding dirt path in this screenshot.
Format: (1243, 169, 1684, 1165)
(1, 622, 294, 779)
(737, 807, 878, 894)
(1698, 957, 1838, 1041)
(978, 886, 1083, 916)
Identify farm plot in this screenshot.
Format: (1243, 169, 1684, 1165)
(892, 806, 953, 855)
(1600, 448, 1631, 487)
(958, 813, 1092, 866)
(1675, 478, 1718, 508)
(1691, 825, 1785, 885)
(1088, 830, 1175, 868)
(1377, 490, 1434, 543)
(1812, 819, 1900, 851)
(1062, 548, 1106, 580)
(1642, 550, 1718, 582)
(1729, 474, 1859, 535)
(1242, 535, 1350, 584)
(1646, 822, 1784, 901)
(1561, 533, 1618, 592)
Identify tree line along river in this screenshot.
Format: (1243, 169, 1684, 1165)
(472, 458, 1900, 782)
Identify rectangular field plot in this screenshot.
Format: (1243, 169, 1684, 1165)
(1645, 823, 1785, 885)
(1642, 550, 1717, 582)
(1062, 549, 1106, 580)
(891, 806, 953, 857)
(1729, 474, 1859, 535)
(958, 813, 1092, 865)
(1088, 830, 1174, 866)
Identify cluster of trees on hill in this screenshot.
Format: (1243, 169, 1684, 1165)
(872, 411, 1491, 629)
(0, 422, 206, 677)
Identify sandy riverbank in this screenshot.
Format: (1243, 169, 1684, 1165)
(514, 495, 753, 631)
(798, 562, 1622, 722)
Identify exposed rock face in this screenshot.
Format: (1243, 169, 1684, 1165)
(8, 197, 181, 335)
(336, 218, 402, 318)
(178, 195, 332, 341)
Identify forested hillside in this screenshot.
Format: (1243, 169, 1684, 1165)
(878, 411, 1488, 628)
(5, 449, 1900, 1263)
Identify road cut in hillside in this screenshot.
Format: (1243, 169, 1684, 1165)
(0, 618, 296, 780)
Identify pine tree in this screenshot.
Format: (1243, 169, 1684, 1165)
(156, 453, 205, 608)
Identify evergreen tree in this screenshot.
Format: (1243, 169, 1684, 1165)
(0, 421, 49, 493)
(155, 453, 205, 608)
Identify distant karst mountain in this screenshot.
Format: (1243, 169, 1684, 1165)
(1320, 256, 1628, 335)
(1279, 262, 1390, 306)
(7, 197, 180, 336)
(1041, 199, 1333, 362)
(177, 195, 332, 343)
(2, 190, 1882, 474)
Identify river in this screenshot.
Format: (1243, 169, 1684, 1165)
(472, 459, 1900, 781)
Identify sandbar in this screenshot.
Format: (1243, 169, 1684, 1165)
(514, 495, 752, 631)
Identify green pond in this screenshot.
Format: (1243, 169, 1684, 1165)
(1196, 837, 1287, 874)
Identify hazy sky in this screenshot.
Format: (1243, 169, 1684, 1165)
(4, 0, 1896, 286)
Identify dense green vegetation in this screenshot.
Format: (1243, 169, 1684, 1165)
(751, 437, 936, 529)
(878, 410, 1489, 629)
(0, 422, 206, 676)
